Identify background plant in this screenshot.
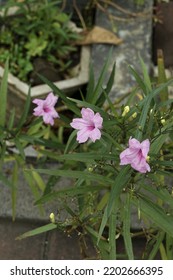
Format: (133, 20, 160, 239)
(0, 54, 173, 259)
(0, 0, 80, 83)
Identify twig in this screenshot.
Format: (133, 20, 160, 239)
(99, 0, 151, 18)
(73, 0, 87, 30)
(96, 1, 129, 22)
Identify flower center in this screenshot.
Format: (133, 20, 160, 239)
(87, 122, 95, 131)
(43, 106, 51, 113)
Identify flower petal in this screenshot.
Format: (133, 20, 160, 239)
(81, 108, 94, 121)
(45, 92, 58, 107)
(131, 157, 150, 173)
(120, 148, 139, 165)
(93, 113, 103, 129)
(129, 138, 141, 149)
(70, 118, 89, 130)
(141, 139, 150, 158)
(89, 128, 101, 142)
(76, 128, 91, 143)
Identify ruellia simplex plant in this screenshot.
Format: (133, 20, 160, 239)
(0, 55, 173, 260)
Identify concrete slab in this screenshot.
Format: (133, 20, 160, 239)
(91, 0, 153, 100)
(0, 218, 45, 260)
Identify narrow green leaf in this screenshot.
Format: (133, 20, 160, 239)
(16, 223, 57, 240)
(108, 204, 116, 260)
(132, 196, 173, 238)
(91, 51, 112, 104)
(11, 162, 18, 222)
(37, 74, 80, 116)
(123, 193, 134, 260)
(139, 55, 152, 93)
(0, 59, 8, 127)
(166, 233, 173, 260)
(98, 166, 132, 243)
(35, 185, 102, 205)
(0, 171, 14, 189)
(64, 130, 78, 154)
(85, 64, 95, 102)
(23, 170, 44, 215)
(141, 183, 173, 211)
(14, 137, 25, 160)
(7, 108, 15, 130)
(30, 169, 114, 185)
(128, 65, 146, 96)
(15, 87, 31, 131)
(96, 63, 116, 107)
(147, 231, 165, 260)
(157, 49, 168, 103)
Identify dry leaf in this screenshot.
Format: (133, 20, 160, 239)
(77, 26, 123, 46)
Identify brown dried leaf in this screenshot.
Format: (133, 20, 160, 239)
(77, 26, 123, 45)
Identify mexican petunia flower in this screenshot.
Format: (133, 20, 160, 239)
(32, 92, 59, 125)
(70, 108, 103, 143)
(120, 137, 151, 173)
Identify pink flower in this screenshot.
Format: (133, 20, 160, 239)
(70, 108, 103, 143)
(120, 138, 150, 173)
(32, 92, 59, 125)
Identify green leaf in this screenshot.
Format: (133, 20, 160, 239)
(23, 170, 44, 215)
(91, 50, 113, 105)
(16, 223, 57, 240)
(141, 183, 173, 211)
(46, 152, 116, 162)
(15, 87, 31, 131)
(35, 185, 103, 205)
(123, 193, 134, 260)
(11, 162, 18, 222)
(0, 171, 14, 189)
(0, 59, 8, 128)
(146, 231, 165, 260)
(14, 137, 25, 160)
(64, 130, 78, 154)
(139, 55, 152, 94)
(132, 196, 173, 238)
(37, 74, 80, 116)
(96, 63, 116, 107)
(30, 169, 114, 185)
(85, 64, 95, 103)
(108, 203, 117, 259)
(128, 65, 146, 96)
(98, 166, 132, 243)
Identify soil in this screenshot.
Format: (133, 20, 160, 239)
(30, 47, 81, 86)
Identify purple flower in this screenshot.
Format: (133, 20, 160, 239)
(32, 92, 59, 125)
(120, 137, 151, 173)
(70, 108, 103, 143)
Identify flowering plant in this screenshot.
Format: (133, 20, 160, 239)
(0, 55, 173, 260)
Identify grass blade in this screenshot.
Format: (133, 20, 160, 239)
(0, 59, 8, 128)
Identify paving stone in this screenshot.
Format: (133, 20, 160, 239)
(0, 218, 45, 260)
(0, 161, 75, 222)
(47, 229, 97, 260)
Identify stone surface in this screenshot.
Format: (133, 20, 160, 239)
(91, 0, 153, 100)
(0, 161, 76, 222)
(0, 218, 45, 260)
(47, 230, 96, 260)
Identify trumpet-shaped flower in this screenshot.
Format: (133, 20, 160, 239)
(33, 92, 59, 125)
(120, 138, 150, 173)
(70, 108, 103, 143)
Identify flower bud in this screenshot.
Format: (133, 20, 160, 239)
(88, 167, 93, 172)
(146, 156, 150, 162)
(161, 118, 166, 125)
(132, 112, 137, 119)
(50, 212, 55, 223)
(122, 106, 130, 117)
